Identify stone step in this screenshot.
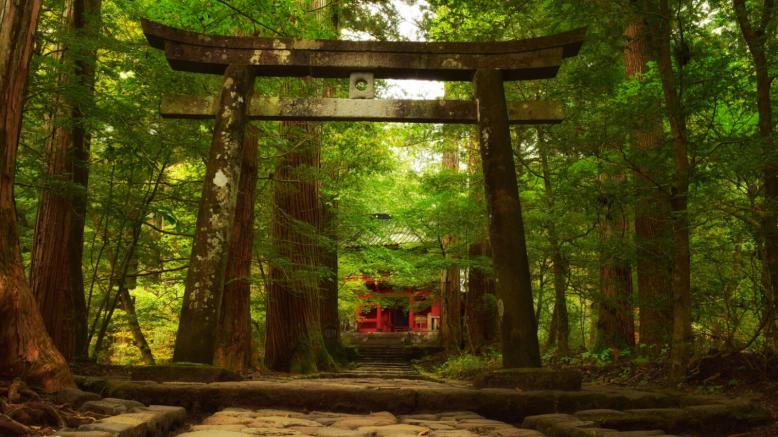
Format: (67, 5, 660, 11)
(57, 403, 186, 437)
(522, 403, 773, 437)
(180, 408, 548, 437)
(77, 376, 772, 436)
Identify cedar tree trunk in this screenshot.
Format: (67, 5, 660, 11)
(648, 0, 693, 379)
(0, 0, 74, 391)
(625, 18, 674, 352)
(466, 240, 498, 353)
(265, 119, 334, 373)
(596, 161, 636, 351)
(214, 126, 258, 372)
(441, 145, 463, 351)
(732, 0, 778, 351)
(539, 140, 569, 355)
(30, 0, 101, 361)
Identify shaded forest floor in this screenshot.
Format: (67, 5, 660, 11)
(417, 350, 778, 436)
(3, 352, 777, 435)
(576, 352, 778, 436)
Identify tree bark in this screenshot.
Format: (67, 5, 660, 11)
(538, 140, 569, 355)
(732, 0, 778, 351)
(594, 184, 635, 350)
(466, 240, 498, 353)
(30, 0, 100, 362)
(464, 136, 498, 354)
(0, 0, 74, 391)
(441, 145, 463, 352)
(319, 197, 341, 354)
(265, 0, 336, 373)
(647, 0, 693, 379)
(312, 0, 342, 358)
(117, 286, 155, 365)
(214, 126, 258, 372)
(596, 163, 636, 352)
(265, 118, 334, 373)
(474, 69, 541, 368)
(174, 65, 255, 364)
(624, 17, 674, 352)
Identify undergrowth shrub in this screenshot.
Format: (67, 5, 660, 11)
(435, 349, 502, 379)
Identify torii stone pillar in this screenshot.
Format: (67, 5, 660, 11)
(474, 69, 541, 367)
(173, 65, 255, 364)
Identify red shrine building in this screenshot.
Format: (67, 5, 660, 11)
(352, 274, 441, 333)
(345, 214, 441, 334)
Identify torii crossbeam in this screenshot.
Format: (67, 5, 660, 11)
(142, 19, 586, 368)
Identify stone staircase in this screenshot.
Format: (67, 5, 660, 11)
(329, 333, 423, 379)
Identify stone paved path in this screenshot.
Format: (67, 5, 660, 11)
(178, 408, 545, 436)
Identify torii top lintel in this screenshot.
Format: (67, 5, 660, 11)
(141, 20, 586, 81)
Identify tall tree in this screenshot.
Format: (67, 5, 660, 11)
(731, 0, 778, 350)
(539, 136, 570, 355)
(466, 240, 498, 352)
(317, 2, 342, 358)
(596, 155, 636, 351)
(214, 125, 258, 372)
(465, 136, 498, 353)
(441, 141, 463, 351)
(0, 0, 73, 391)
(30, 0, 102, 361)
(265, 0, 336, 372)
(265, 118, 333, 372)
(624, 14, 674, 352)
(646, 0, 693, 379)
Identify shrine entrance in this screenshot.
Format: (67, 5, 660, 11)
(141, 20, 585, 368)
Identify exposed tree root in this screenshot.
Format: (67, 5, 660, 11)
(0, 413, 33, 436)
(1, 378, 102, 435)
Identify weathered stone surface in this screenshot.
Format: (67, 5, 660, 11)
(250, 416, 323, 428)
(313, 427, 370, 436)
(161, 95, 565, 125)
(56, 432, 115, 437)
(357, 423, 430, 436)
(573, 410, 627, 422)
(78, 419, 144, 437)
(192, 424, 249, 432)
(51, 387, 101, 407)
(80, 399, 130, 415)
(189, 408, 539, 437)
(177, 431, 254, 437)
(88, 377, 770, 434)
(240, 427, 304, 435)
(428, 431, 479, 437)
(473, 368, 582, 391)
(130, 364, 242, 383)
(142, 19, 586, 81)
(490, 429, 546, 437)
(77, 404, 185, 437)
(332, 415, 397, 429)
(80, 398, 146, 415)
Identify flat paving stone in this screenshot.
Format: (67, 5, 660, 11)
(80, 376, 771, 435)
(184, 408, 546, 436)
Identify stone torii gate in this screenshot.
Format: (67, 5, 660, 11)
(141, 20, 585, 368)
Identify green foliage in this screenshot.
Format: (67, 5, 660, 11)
(434, 350, 502, 380)
(14, 0, 778, 367)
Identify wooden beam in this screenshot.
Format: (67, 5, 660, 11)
(142, 20, 586, 81)
(160, 96, 564, 125)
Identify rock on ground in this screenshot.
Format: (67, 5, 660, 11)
(177, 409, 545, 436)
